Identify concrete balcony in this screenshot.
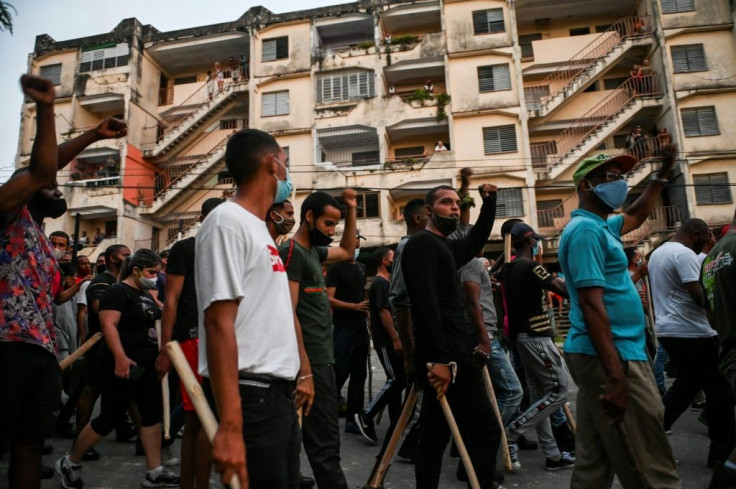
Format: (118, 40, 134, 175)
(66, 179, 120, 219)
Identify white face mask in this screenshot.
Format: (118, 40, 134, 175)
(53, 248, 67, 260)
(137, 272, 158, 289)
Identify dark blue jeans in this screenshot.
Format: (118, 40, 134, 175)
(660, 336, 736, 463)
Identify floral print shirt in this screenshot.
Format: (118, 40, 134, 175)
(0, 206, 59, 355)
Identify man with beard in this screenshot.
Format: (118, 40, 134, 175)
(401, 183, 501, 489)
(0, 75, 126, 489)
(266, 199, 296, 245)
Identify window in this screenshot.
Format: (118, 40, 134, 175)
(693, 172, 732, 205)
(352, 150, 380, 167)
(671, 44, 707, 73)
(219, 119, 238, 130)
(80, 43, 129, 72)
(496, 188, 524, 218)
(262, 37, 289, 62)
(338, 191, 380, 218)
(483, 125, 517, 154)
(519, 33, 542, 60)
(537, 199, 563, 228)
(603, 77, 628, 90)
(316, 70, 375, 103)
(569, 27, 591, 36)
(530, 141, 556, 168)
(217, 171, 233, 184)
(395, 146, 425, 158)
(262, 91, 289, 117)
(681, 106, 719, 137)
(661, 0, 695, 14)
(478, 64, 511, 92)
(595, 24, 613, 33)
(40, 64, 62, 85)
(282, 146, 290, 167)
(472, 9, 505, 35)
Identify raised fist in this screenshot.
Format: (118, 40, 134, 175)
(21, 75, 55, 106)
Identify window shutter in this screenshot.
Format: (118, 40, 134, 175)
(40, 64, 62, 85)
(276, 37, 289, 59)
(91, 50, 105, 71)
(487, 9, 505, 33)
(263, 40, 276, 62)
(677, 0, 695, 11)
(694, 173, 732, 205)
(472, 10, 488, 35)
(483, 125, 517, 154)
(671, 47, 690, 73)
(262, 93, 276, 116)
(681, 108, 700, 136)
(496, 188, 524, 217)
(686, 45, 706, 72)
(316, 77, 323, 103)
(478, 66, 494, 92)
(276, 91, 289, 115)
(493, 65, 511, 90)
(698, 107, 718, 135)
(116, 43, 130, 66)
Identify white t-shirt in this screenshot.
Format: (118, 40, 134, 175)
(76, 280, 90, 307)
(649, 241, 714, 338)
(195, 202, 299, 379)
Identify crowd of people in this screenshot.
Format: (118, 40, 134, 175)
(3, 74, 736, 489)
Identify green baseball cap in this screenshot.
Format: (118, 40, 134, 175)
(572, 153, 637, 189)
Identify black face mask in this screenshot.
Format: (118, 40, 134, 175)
(96, 264, 107, 275)
(385, 261, 393, 274)
(29, 196, 67, 219)
(433, 214, 459, 236)
(308, 223, 333, 246)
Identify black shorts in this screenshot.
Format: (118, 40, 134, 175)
(0, 341, 61, 452)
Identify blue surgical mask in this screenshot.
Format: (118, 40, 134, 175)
(532, 244, 539, 257)
(273, 158, 294, 204)
(354, 249, 361, 261)
(590, 179, 629, 210)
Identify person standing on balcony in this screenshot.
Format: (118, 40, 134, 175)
(401, 183, 501, 489)
(239, 54, 248, 80)
(648, 218, 736, 468)
(214, 62, 224, 93)
(94, 227, 105, 245)
(229, 56, 240, 84)
(640, 59, 653, 94)
(155, 197, 224, 489)
(558, 147, 681, 488)
(280, 189, 358, 489)
(435, 140, 448, 152)
(205, 71, 214, 101)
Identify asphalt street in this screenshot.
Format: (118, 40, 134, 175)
(1, 349, 716, 488)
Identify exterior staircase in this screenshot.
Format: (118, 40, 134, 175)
(532, 76, 663, 181)
(141, 130, 232, 217)
(525, 16, 652, 118)
(143, 81, 247, 158)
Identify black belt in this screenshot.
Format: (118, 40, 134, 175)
(237, 371, 293, 389)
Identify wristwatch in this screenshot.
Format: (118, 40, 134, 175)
(650, 174, 669, 184)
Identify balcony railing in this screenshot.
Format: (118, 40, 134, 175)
(153, 130, 232, 199)
(623, 205, 682, 245)
(524, 16, 651, 111)
(531, 75, 661, 173)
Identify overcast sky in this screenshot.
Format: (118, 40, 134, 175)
(0, 0, 343, 183)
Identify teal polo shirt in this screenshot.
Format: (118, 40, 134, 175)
(559, 209, 647, 361)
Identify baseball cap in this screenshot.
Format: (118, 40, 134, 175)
(510, 222, 545, 242)
(356, 230, 367, 240)
(572, 153, 638, 189)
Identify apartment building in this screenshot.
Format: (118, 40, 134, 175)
(17, 0, 736, 259)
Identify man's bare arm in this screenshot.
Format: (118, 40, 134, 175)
(288, 280, 315, 415)
(155, 273, 185, 376)
(57, 118, 128, 170)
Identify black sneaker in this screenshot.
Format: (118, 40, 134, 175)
(142, 468, 180, 488)
(354, 412, 378, 444)
(691, 400, 706, 411)
(55, 455, 83, 489)
(299, 474, 316, 489)
(545, 451, 575, 471)
(81, 448, 100, 462)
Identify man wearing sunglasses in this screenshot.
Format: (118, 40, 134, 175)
(558, 145, 681, 488)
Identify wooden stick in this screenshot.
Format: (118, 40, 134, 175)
(167, 341, 241, 489)
(59, 332, 103, 371)
(365, 385, 419, 489)
(155, 320, 171, 440)
(504, 233, 512, 263)
(643, 275, 658, 350)
(563, 402, 577, 434)
(427, 363, 480, 489)
(482, 367, 513, 472)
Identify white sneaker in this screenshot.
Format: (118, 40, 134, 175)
(507, 442, 521, 472)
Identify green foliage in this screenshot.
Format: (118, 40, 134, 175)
(391, 34, 419, 45)
(354, 41, 375, 50)
(436, 93, 450, 121)
(0, 2, 16, 35)
(407, 89, 432, 102)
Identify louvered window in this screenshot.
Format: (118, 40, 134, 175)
(316, 71, 375, 103)
(519, 33, 541, 60)
(478, 64, 511, 92)
(262, 37, 289, 62)
(496, 188, 524, 218)
(681, 106, 719, 137)
(661, 0, 695, 13)
(483, 125, 517, 154)
(472, 9, 505, 35)
(40, 64, 62, 85)
(671, 45, 707, 73)
(262, 91, 289, 117)
(80, 43, 129, 73)
(693, 173, 732, 205)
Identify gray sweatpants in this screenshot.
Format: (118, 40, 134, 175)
(506, 335, 569, 459)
